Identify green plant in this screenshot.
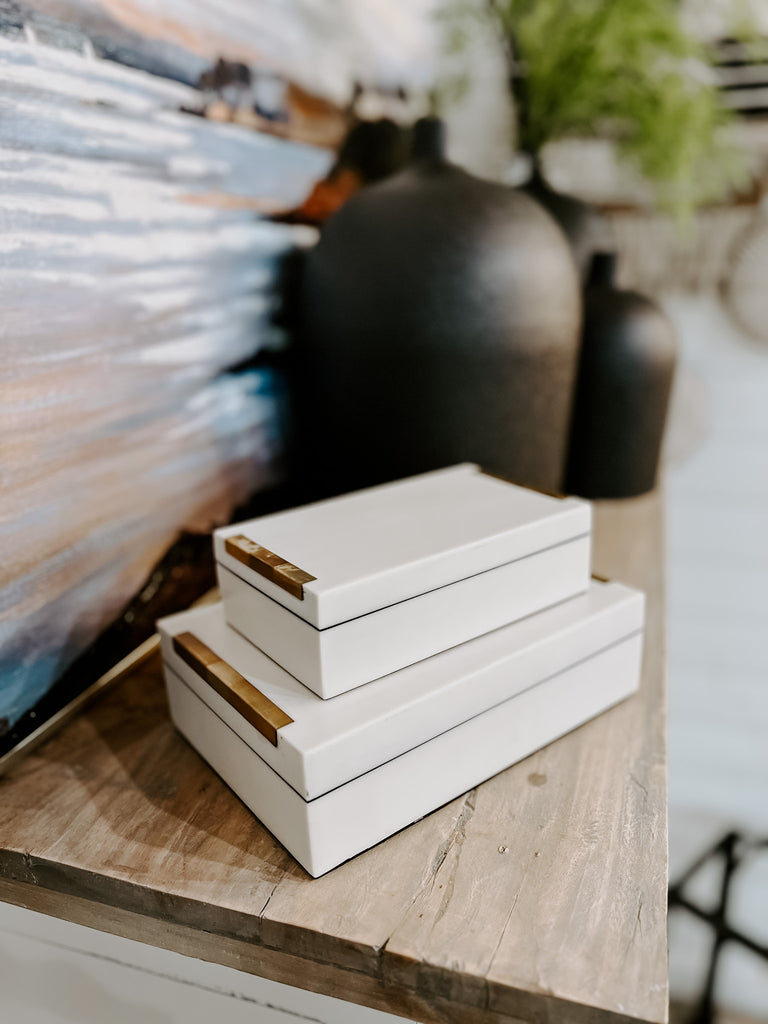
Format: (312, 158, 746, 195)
(442, 0, 746, 213)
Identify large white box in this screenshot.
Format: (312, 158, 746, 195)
(214, 464, 592, 698)
(158, 580, 644, 877)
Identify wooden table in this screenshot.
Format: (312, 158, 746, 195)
(0, 494, 668, 1024)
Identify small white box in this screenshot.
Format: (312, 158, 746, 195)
(214, 464, 592, 698)
(158, 580, 644, 877)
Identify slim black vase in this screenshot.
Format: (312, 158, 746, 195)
(566, 253, 677, 498)
(296, 118, 582, 498)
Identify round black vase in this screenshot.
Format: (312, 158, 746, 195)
(524, 167, 615, 285)
(566, 253, 677, 499)
(296, 119, 582, 498)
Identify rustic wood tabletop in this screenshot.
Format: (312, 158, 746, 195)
(0, 493, 668, 1024)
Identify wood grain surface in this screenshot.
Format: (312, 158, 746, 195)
(0, 493, 668, 1024)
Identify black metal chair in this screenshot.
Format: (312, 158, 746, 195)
(668, 831, 768, 1024)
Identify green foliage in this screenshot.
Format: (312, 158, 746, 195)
(450, 0, 746, 211)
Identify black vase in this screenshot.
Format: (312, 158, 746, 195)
(524, 166, 615, 285)
(296, 118, 582, 498)
(566, 253, 677, 499)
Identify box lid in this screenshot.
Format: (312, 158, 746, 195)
(158, 579, 644, 801)
(213, 464, 591, 629)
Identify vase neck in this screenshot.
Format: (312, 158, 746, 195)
(528, 153, 545, 183)
(410, 117, 446, 163)
(588, 251, 618, 288)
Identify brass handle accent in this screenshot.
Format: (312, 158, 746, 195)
(173, 632, 293, 746)
(591, 573, 611, 583)
(224, 535, 316, 600)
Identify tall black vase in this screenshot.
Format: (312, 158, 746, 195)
(524, 166, 615, 285)
(296, 119, 582, 498)
(566, 253, 677, 499)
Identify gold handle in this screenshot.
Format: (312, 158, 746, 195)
(224, 535, 316, 600)
(173, 632, 293, 746)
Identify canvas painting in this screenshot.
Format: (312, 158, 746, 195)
(0, 0, 434, 761)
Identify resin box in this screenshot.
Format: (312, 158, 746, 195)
(158, 580, 644, 877)
(214, 465, 592, 698)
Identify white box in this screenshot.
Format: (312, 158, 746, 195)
(214, 464, 592, 698)
(158, 580, 644, 877)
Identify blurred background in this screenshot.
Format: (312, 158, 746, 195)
(435, 4, 768, 1020)
(1, 0, 766, 1020)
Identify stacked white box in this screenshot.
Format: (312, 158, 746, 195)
(157, 465, 645, 876)
(213, 464, 592, 697)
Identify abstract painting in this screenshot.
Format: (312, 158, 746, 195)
(0, 0, 434, 757)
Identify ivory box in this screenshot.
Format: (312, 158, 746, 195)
(158, 579, 645, 877)
(214, 464, 592, 698)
